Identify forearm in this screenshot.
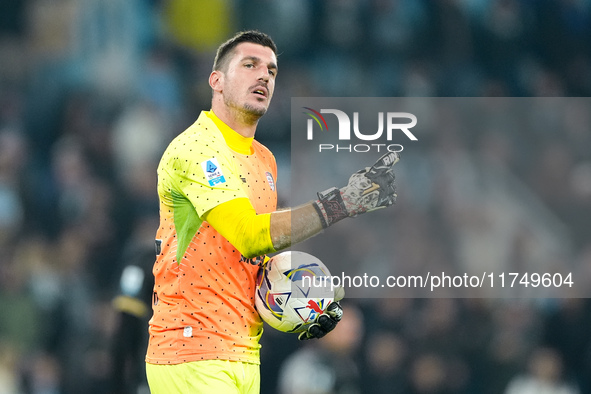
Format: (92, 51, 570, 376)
(204, 198, 324, 257)
(270, 152, 399, 250)
(269, 202, 324, 251)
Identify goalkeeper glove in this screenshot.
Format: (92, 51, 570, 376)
(312, 151, 399, 228)
(298, 300, 344, 340)
(298, 286, 345, 340)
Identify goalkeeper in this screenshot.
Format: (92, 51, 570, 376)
(146, 30, 398, 394)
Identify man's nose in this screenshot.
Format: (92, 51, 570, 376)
(258, 69, 270, 82)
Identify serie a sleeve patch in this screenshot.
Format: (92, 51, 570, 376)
(201, 158, 226, 186)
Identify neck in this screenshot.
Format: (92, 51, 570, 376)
(211, 99, 259, 138)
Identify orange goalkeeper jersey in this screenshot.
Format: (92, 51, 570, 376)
(146, 111, 277, 365)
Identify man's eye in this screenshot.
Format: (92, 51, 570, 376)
(269, 69, 276, 76)
(245, 63, 254, 68)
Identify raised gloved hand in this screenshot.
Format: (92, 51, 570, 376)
(312, 151, 399, 228)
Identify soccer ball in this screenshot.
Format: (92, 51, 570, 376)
(255, 251, 334, 333)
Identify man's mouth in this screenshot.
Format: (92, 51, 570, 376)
(252, 86, 268, 98)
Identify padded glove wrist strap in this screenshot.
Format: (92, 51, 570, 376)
(313, 187, 349, 228)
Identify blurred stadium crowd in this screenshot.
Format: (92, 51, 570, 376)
(0, 0, 591, 393)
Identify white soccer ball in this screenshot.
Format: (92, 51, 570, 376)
(255, 251, 334, 333)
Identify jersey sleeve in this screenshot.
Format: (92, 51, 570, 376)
(161, 129, 249, 218)
(203, 198, 276, 258)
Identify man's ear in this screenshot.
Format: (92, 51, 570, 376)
(209, 70, 223, 92)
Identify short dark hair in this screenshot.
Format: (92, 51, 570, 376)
(212, 30, 277, 72)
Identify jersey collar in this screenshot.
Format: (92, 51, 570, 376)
(205, 111, 254, 155)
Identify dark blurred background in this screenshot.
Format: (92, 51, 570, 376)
(0, 0, 591, 393)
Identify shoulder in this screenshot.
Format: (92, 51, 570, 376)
(174, 113, 224, 149)
(252, 140, 276, 164)
(162, 113, 228, 164)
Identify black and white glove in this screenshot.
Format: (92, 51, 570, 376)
(312, 152, 399, 228)
(298, 300, 344, 340)
(298, 286, 345, 340)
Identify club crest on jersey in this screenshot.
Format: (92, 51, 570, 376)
(201, 158, 226, 186)
(265, 172, 275, 191)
